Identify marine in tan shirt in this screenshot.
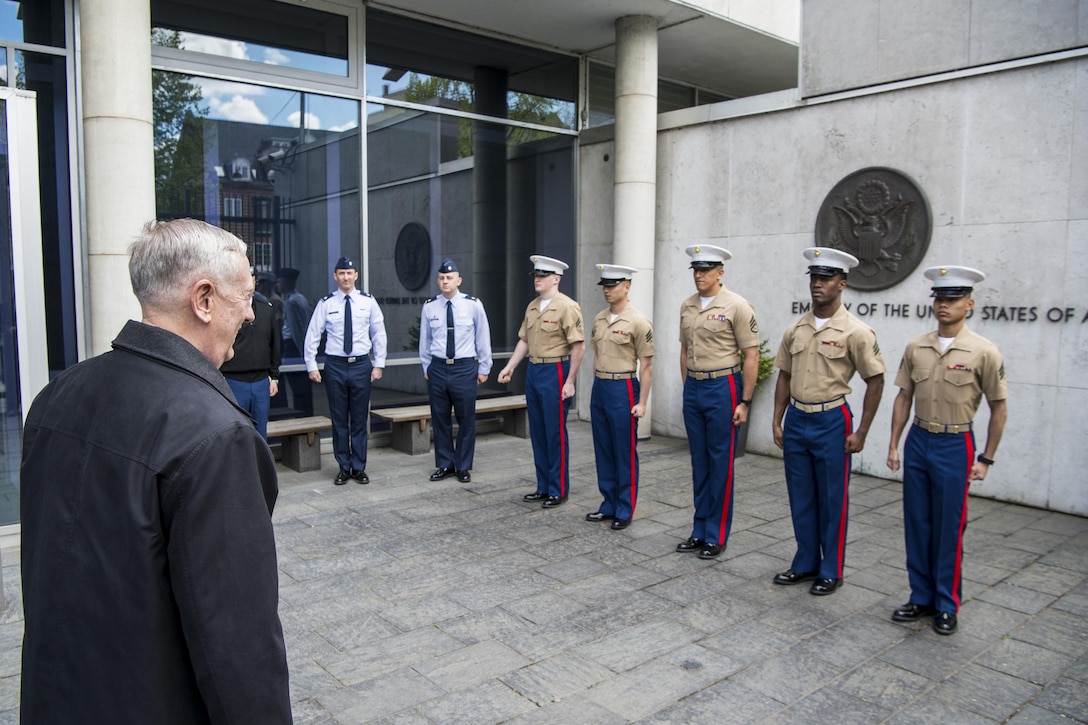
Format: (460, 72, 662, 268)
(770, 248, 885, 596)
(586, 264, 654, 530)
(886, 265, 1008, 636)
(498, 255, 585, 508)
(675, 244, 759, 560)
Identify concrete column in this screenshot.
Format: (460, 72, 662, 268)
(471, 67, 510, 343)
(613, 15, 658, 436)
(81, 0, 155, 354)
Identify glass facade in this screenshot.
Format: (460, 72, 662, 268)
(0, 98, 19, 524)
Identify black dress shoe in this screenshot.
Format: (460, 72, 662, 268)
(611, 519, 630, 530)
(523, 492, 548, 502)
(585, 511, 615, 522)
(892, 603, 936, 622)
(334, 469, 351, 485)
(676, 537, 704, 553)
(809, 578, 842, 596)
(429, 467, 455, 481)
(353, 470, 369, 485)
(456, 470, 471, 483)
(773, 569, 818, 585)
(542, 496, 567, 508)
(934, 611, 958, 635)
(698, 543, 724, 559)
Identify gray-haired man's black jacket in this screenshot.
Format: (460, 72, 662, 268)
(20, 320, 290, 724)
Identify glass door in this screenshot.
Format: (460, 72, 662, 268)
(0, 88, 47, 528)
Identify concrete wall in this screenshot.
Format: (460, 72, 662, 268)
(802, 0, 1088, 96)
(578, 54, 1088, 515)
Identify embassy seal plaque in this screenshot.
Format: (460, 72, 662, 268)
(815, 167, 931, 291)
(394, 222, 431, 291)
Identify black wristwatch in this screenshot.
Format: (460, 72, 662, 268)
(739, 399, 752, 407)
(977, 454, 995, 466)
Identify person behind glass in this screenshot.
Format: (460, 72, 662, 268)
(585, 264, 654, 530)
(419, 258, 493, 484)
(497, 255, 585, 509)
(221, 267, 282, 440)
(771, 248, 885, 596)
(677, 244, 759, 559)
(256, 270, 284, 336)
(887, 266, 1007, 635)
(305, 256, 387, 486)
(20, 219, 290, 723)
(276, 266, 313, 416)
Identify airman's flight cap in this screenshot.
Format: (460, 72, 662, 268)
(596, 264, 637, 286)
(685, 244, 731, 269)
(924, 265, 985, 298)
(531, 254, 569, 276)
(803, 247, 859, 277)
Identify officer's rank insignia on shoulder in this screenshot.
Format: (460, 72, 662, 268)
(321, 292, 335, 301)
(749, 317, 758, 334)
(463, 294, 478, 301)
(362, 291, 373, 298)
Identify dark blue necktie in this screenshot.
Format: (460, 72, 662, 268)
(343, 295, 353, 355)
(446, 300, 455, 359)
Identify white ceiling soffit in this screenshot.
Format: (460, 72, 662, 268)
(369, 0, 798, 98)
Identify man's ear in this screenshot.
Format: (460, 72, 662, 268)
(192, 279, 215, 323)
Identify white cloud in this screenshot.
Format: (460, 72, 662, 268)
(287, 111, 322, 130)
(178, 32, 250, 60)
(262, 48, 290, 66)
(329, 120, 359, 132)
(208, 94, 268, 124)
(197, 79, 267, 100)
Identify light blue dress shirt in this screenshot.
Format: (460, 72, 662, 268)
(304, 288, 387, 372)
(418, 292, 493, 374)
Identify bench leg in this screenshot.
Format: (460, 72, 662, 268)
(281, 432, 322, 472)
(391, 420, 430, 455)
(503, 408, 529, 439)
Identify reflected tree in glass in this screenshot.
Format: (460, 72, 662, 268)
(152, 29, 208, 218)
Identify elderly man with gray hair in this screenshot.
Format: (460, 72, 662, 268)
(19, 219, 291, 723)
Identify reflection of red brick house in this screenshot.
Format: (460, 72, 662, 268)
(164, 118, 303, 273)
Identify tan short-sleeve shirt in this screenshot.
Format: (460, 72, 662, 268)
(894, 326, 1007, 424)
(517, 291, 584, 358)
(679, 287, 759, 371)
(774, 306, 885, 402)
(591, 304, 654, 373)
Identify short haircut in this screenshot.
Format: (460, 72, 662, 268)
(129, 219, 248, 310)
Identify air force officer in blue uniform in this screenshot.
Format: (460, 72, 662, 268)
(419, 258, 493, 483)
(305, 256, 387, 486)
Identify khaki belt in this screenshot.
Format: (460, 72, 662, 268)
(790, 396, 846, 413)
(914, 416, 972, 434)
(687, 363, 741, 381)
(529, 355, 570, 364)
(595, 371, 636, 380)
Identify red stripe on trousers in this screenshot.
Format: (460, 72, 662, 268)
(717, 375, 738, 546)
(951, 434, 975, 609)
(626, 378, 637, 515)
(557, 362, 567, 497)
(835, 404, 854, 578)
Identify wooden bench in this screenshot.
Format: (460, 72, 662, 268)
(371, 394, 528, 455)
(267, 416, 333, 472)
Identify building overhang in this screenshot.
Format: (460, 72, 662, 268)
(368, 0, 799, 98)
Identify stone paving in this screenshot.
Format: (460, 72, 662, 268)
(0, 420, 1086, 723)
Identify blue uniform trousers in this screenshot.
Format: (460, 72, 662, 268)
(902, 425, 975, 613)
(590, 377, 640, 521)
(682, 372, 740, 547)
(226, 378, 271, 441)
(427, 358, 478, 471)
(782, 403, 853, 579)
(526, 360, 571, 498)
(323, 356, 372, 473)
